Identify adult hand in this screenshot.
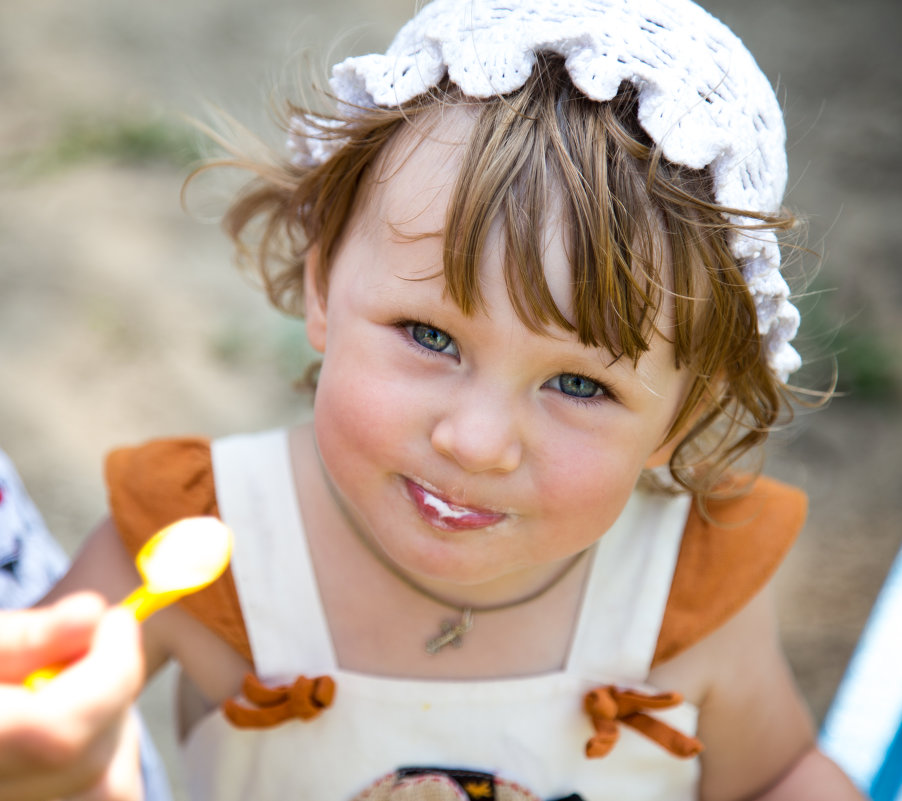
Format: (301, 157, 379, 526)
(0, 593, 145, 801)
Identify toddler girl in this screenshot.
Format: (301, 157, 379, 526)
(47, 1, 864, 799)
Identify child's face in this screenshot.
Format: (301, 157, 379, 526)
(306, 111, 692, 594)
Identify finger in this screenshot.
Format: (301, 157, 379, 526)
(0, 703, 135, 801)
(0, 686, 108, 800)
(67, 711, 145, 801)
(0, 593, 108, 681)
(44, 606, 145, 738)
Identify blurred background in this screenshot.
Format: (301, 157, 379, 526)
(1, 1, 899, 797)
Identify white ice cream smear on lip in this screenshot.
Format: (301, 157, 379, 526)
(420, 488, 479, 521)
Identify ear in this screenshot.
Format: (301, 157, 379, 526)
(642, 402, 693, 471)
(643, 376, 724, 470)
(304, 244, 327, 354)
(643, 435, 683, 470)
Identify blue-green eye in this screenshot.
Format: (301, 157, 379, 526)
(409, 323, 456, 355)
(550, 373, 607, 400)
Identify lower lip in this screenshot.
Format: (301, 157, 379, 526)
(405, 480, 506, 531)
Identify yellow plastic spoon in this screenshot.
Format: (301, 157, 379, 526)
(24, 516, 233, 689)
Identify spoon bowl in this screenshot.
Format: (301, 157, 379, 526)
(121, 516, 233, 620)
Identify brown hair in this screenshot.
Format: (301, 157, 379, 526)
(211, 53, 802, 504)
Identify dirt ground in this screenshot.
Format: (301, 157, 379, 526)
(1, 1, 900, 798)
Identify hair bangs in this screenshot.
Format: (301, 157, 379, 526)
(442, 57, 668, 366)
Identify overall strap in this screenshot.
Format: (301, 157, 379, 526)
(567, 490, 691, 683)
(211, 429, 337, 679)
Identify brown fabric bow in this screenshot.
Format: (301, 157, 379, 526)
(222, 672, 336, 729)
(583, 685, 704, 759)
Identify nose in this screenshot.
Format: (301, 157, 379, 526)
(430, 386, 523, 474)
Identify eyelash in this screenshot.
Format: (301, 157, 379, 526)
(395, 319, 617, 405)
(547, 373, 617, 406)
(397, 320, 458, 359)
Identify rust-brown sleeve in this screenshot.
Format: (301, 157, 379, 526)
(652, 475, 808, 666)
(105, 438, 253, 666)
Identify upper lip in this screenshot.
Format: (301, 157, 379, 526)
(405, 476, 506, 517)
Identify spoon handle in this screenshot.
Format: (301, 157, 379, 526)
(22, 662, 68, 690)
(120, 585, 169, 622)
(23, 587, 184, 689)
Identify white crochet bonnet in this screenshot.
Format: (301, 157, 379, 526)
(289, 0, 802, 380)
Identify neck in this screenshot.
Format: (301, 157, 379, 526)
(395, 551, 590, 613)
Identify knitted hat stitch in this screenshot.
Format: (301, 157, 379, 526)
(289, 0, 802, 380)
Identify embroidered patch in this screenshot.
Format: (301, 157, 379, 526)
(397, 768, 496, 800)
(353, 766, 543, 801)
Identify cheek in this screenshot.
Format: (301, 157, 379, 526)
(312, 359, 416, 475)
(530, 430, 645, 545)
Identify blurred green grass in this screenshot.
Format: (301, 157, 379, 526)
(11, 113, 203, 175)
(795, 281, 900, 401)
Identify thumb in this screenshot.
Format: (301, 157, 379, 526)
(54, 604, 145, 704)
(0, 593, 108, 682)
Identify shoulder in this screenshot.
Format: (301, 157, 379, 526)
(105, 436, 252, 664)
(653, 475, 807, 666)
(106, 436, 217, 553)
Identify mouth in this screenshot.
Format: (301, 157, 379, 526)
(404, 479, 507, 531)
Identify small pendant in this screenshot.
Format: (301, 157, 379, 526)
(425, 609, 473, 654)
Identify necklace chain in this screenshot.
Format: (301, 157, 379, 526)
(354, 521, 587, 654)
